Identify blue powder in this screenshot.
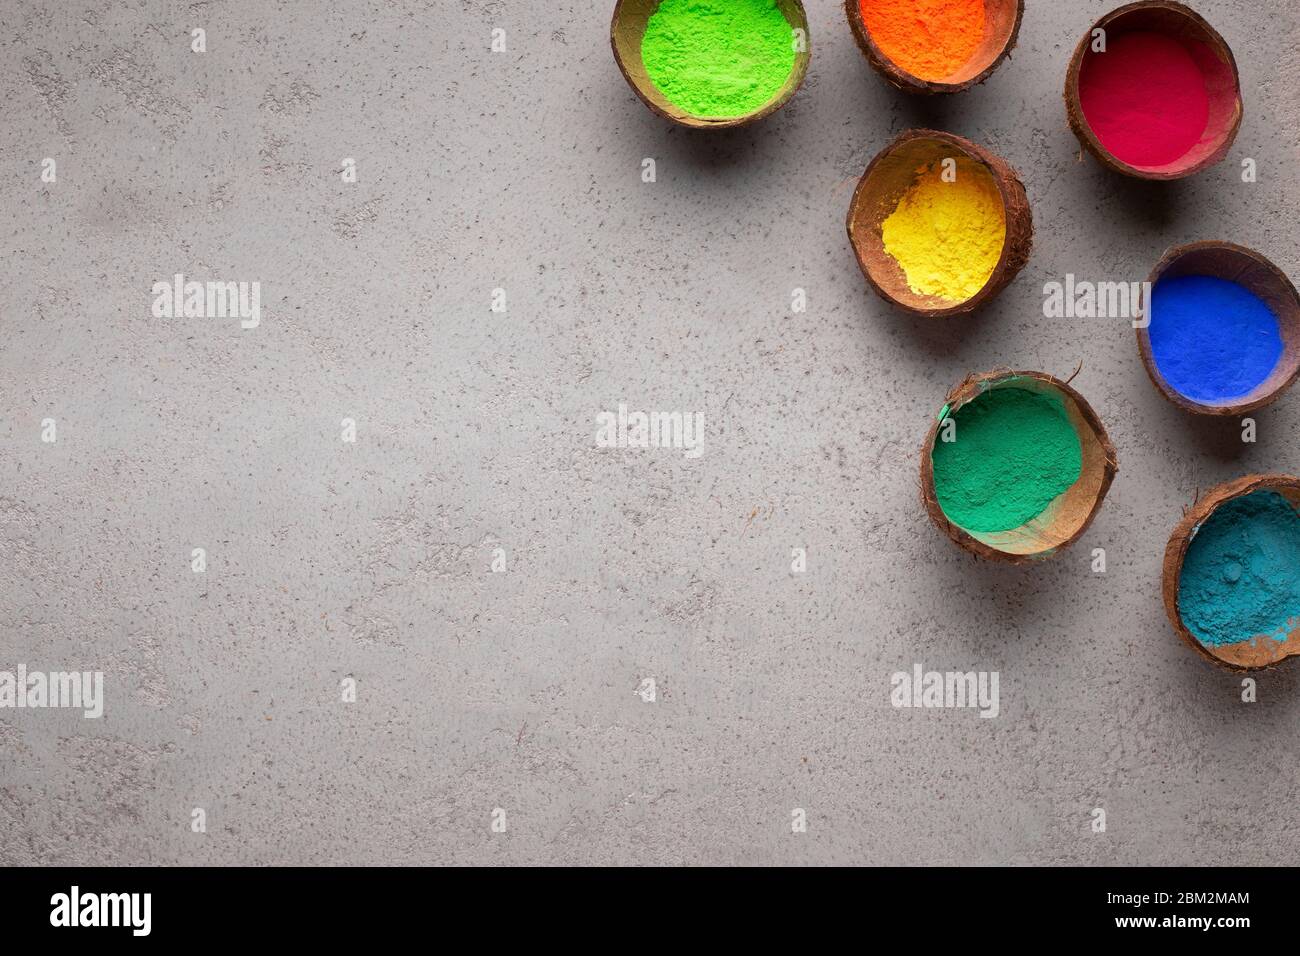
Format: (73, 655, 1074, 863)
(1177, 491, 1300, 647)
(1149, 275, 1283, 403)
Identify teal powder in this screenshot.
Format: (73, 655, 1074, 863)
(1177, 491, 1300, 647)
(931, 387, 1083, 534)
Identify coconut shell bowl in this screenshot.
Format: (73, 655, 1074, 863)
(845, 0, 1024, 94)
(1163, 475, 1300, 670)
(1064, 1, 1242, 179)
(847, 130, 1033, 318)
(920, 370, 1119, 563)
(1137, 241, 1300, 416)
(611, 0, 811, 129)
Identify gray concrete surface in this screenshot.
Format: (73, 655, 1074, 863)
(1, 0, 1298, 866)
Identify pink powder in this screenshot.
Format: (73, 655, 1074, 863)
(1078, 32, 1210, 168)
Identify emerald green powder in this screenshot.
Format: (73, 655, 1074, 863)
(931, 387, 1083, 534)
(641, 0, 797, 119)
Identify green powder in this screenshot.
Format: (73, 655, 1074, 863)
(641, 0, 797, 118)
(931, 387, 1083, 534)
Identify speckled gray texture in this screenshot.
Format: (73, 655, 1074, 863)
(1, 0, 1298, 866)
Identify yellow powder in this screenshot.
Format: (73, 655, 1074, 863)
(881, 159, 1006, 303)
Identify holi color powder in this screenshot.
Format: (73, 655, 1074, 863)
(1077, 31, 1209, 168)
(931, 388, 1083, 534)
(1177, 491, 1300, 647)
(859, 0, 985, 82)
(881, 158, 1005, 303)
(1149, 275, 1284, 404)
(641, 0, 796, 118)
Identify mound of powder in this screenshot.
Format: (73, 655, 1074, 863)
(1149, 275, 1283, 404)
(932, 387, 1083, 534)
(1178, 491, 1300, 647)
(1078, 31, 1209, 168)
(860, 0, 985, 82)
(641, 0, 796, 118)
(881, 158, 1005, 303)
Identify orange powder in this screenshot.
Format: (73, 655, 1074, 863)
(860, 0, 985, 82)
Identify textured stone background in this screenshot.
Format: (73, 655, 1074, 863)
(1, 0, 1298, 866)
